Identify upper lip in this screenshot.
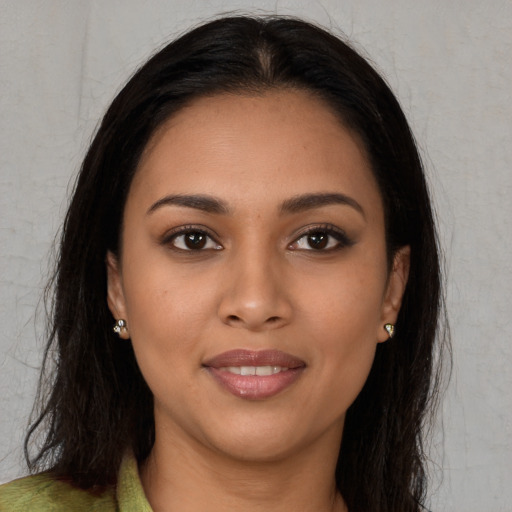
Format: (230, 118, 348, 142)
(203, 349, 306, 369)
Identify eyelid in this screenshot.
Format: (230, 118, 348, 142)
(288, 223, 355, 251)
(161, 224, 222, 251)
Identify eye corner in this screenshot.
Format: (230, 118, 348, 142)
(161, 225, 223, 253)
(288, 223, 355, 252)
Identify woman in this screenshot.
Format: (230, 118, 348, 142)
(0, 15, 447, 512)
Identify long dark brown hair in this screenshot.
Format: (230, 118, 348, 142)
(25, 15, 448, 512)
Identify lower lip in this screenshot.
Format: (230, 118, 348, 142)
(206, 367, 304, 400)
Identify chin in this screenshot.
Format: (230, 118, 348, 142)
(199, 409, 344, 465)
(211, 432, 306, 464)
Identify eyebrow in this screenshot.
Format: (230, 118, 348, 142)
(146, 192, 365, 218)
(280, 193, 365, 218)
(147, 194, 231, 215)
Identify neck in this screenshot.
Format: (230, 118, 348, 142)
(140, 424, 347, 512)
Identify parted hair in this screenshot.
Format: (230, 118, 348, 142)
(26, 15, 448, 512)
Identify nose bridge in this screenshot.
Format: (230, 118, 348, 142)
(218, 240, 291, 330)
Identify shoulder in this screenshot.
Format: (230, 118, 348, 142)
(0, 473, 116, 511)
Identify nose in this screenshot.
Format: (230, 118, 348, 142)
(217, 247, 293, 331)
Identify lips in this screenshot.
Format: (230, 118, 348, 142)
(203, 349, 306, 400)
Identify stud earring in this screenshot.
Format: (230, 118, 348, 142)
(384, 323, 395, 339)
(113, 319, 128, 336)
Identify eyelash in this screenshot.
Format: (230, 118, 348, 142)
(289, 224, 354, 252)
(162, 225, 222, 252)
(162, 224, 354, 253)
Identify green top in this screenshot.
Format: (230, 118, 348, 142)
(0, 453, 152, 511)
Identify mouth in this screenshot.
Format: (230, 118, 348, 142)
(203, 349, 306, 400)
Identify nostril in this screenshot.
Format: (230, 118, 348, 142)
(224, 314, 282, 326)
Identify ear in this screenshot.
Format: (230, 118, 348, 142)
(106, 251, 130, 339)
(377, 246, 410, 342)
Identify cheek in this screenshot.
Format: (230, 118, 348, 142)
(295, 262, 386, 407)
(122, 276, 211, 412)
(298, 259, 387, 342)
(119, 258, 218, 380)
(122, 246, 216, 329)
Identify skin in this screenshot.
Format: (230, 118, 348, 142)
(107, 90, 409, 512)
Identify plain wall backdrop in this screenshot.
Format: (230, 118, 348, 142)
(1, 1, 511, 510)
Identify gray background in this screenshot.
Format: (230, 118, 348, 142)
(1, 1, 511, 510)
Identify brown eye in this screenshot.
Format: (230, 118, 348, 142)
(184, 232, 207, 249)
(306, 232, 329, 250)
(169, 230, 222, 251)
(289, 225, 354, 252)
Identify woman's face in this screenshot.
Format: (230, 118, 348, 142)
(107, 90, 409, 462)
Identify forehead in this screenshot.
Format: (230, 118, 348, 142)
(130, 90, 382, 217)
